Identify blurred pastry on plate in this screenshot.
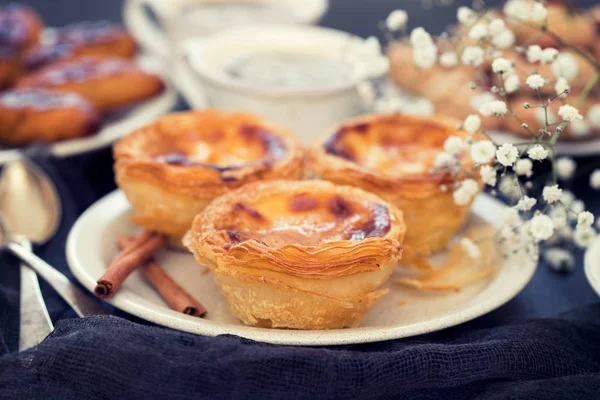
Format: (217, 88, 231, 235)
(113, 110, 304, 244)
(185, 179, 406, 330)
(0, 87, 100, 146)
(18, 56, 163, 112)
(23, 21, 137, 71)
(307, 113, 482, 255)
(0, 3, 43, 87)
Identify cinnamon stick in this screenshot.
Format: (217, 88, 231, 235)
(94, 231, 167, 299)
(118, 236, 207, 317)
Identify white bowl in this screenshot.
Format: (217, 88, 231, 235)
(178, 25, 379, 145)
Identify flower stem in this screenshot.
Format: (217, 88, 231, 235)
(575, 72, 600, 108)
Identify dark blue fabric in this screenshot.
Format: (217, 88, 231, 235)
(1, 0, 600, 398)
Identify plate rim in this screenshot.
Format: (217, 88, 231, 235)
(489, 130, 600, 157)
(67, 190, 538, 346)
(584, 236, 600, 297)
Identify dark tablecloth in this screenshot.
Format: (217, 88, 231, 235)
(1, 0, 600, 399)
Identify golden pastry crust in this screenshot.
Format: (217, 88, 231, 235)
(0, 4, 43, 88)
(0, 88, 100, 146)
(307, 113, 483, 255)
(505, 95, 600, 140)
(114, 110, 304, 240)
(23, 21, 137, 71)
(17, 56, 163, 112)
(185, 179, 406, 330)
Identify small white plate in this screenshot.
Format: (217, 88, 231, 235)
(0, 55, 177, 164)
(584, 237, 600, 297)
(67, 190, 537, 346)
(489, 131, 600, 157)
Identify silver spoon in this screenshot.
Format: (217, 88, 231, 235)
(0, 160, 107, 326)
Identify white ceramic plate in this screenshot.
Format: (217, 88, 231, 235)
(489, 131, 600, 157)
(584, 236, 600, 297)
(67, 190, 537, 346)
(0, 55, 177, 164)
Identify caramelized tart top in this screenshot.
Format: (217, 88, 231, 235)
(308, 113, 479, 197)
(114, 110, 304, 196)
(185, 180, 406, 279)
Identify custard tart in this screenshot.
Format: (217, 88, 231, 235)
(23, 21, 137, 71)
(0, 88, 100, 146)
(185, 180, 406, 330)
(114, 110, 304, 242)
(17, 57, 163, 112)
(0, 4, 43, 88)
(307, 113, 482, 255)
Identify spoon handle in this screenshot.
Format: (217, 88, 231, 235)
(8, 241, 108, 317)
(18, 239, 54, 350)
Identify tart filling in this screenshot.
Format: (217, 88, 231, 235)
(307, 113, 482, 254)
(185, 180, 406, 329)
(114, 110, 303, 239)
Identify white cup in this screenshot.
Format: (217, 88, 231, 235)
(177, 25, 384, 145)
(123, 0, 329, 60)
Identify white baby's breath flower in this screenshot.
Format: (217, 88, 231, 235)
(570, 200, 585, 216)
(531, 2, 548, 21)
(544, 248, 575, 272)
(479, 100, 507, 117)
(460, 238, 481, 259)
(363, 36, 382, 56)
(470, 140, 496, 164)
(525, 74, 545, 90)
(468, 22, 489, 41)
(403, 97, 434, 116)
(526, 45, 543, 63)
(589, 169, 600, 190)
(439, 52, 459, 68)
(463, 114, 481, 133)
(413, 46, 438, 68)
(569, 119, 591, 137)
(556, 157, 576, 180)
(530, 214, 554, 242)
(503, 207, 523, 227)
(457, 6, 477, 25)
(453, 179, 479, 206)
(504, 74, 521, 93)
(496, 143, 519, 166)
(443, 136, 465, 155)
(515, 196, 537, 211)
(543, 185, 563, 203)
(357, 82, 375, 106)
(491, 57, 513, 75)
(410, 27, 434, 48)
(461, 46, 484, 67)
(577, 211, 594, 228)
(540, 48, 559, 64)
(480, 165, 497, 186)
(555, 77, 570, 97)
(574, 226, 597, 248)
(588, 104, 600, 128)
(504, 0, 530, 21)
(561, 191, 575, 207)
(527, 144, 548, 161)
(549, 206, 568, 229)
(491, 29, 515, 49)
(489, 19, 506, 35)
(386, 9, 408, 31)
(470, 92, 496, 111)
(552, 53, 579, 80)
(515, 158, 533, 177)
(433, 152, 454, 169)
(558, 105, 583, 122)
